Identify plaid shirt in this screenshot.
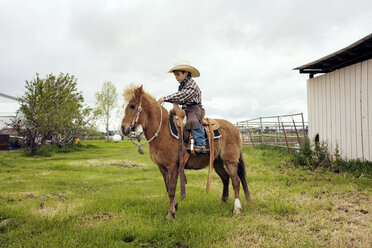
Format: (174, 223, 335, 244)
(163, 77, 202, 106)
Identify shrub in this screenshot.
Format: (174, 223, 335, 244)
(290, 138, 372, 178)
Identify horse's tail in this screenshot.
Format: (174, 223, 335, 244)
(238, 152, 250, 202)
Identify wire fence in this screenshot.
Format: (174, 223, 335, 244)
(235, 113, 308, 153)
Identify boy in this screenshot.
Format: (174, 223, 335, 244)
(158, 62, 207, 153)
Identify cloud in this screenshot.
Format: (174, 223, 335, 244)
(0, 0, 371, 128)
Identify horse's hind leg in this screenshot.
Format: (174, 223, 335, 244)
(225, 162, 242, 214)
(214, 158, 230, 202)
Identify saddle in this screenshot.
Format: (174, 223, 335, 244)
(169, 110, 222, 141)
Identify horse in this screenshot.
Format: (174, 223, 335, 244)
(121, 84, 250, 219)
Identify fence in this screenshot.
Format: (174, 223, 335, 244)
(235, 113, 308, 152)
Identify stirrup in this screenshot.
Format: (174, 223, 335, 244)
(194, 146, 209, 154)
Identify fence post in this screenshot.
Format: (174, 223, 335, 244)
(247, 127, 255, 148)
(281, 116, 290, 154)
(301, 113, 306, 140)
(277, 116, 282, 147)
(291, 114, 302, 149)
(259, 117, 263, 145)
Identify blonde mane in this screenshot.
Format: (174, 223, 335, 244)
(122, 83, 156, 104)
(123, 83, 138, 103)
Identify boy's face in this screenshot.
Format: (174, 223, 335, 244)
(173, 70, 188, 83)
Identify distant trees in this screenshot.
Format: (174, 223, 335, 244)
(10, 73, 96, 154)
(94, 81, 118, 140)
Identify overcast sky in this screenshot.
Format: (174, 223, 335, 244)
(1, 0, 371, 129)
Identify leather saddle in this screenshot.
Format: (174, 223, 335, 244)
(169, 109, 222, 141)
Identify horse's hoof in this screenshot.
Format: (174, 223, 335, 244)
(175, 202, 178, 211)
(165, 212, 175, 220)
(233, 198, 242, 214)
(233, 207, 242, 214)
(221, 196, 229, 202)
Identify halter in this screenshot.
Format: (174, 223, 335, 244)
(129, 93, 144, 131)
(128, 94, 163, 154)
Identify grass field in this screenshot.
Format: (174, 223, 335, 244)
(0, 140, 371, 247)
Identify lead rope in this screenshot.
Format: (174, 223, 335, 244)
(130, 103, 163, 154)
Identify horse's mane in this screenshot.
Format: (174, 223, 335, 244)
(123, 83, 156, 103)
(123, 83, 138, 102)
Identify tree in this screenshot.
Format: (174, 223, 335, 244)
(94, 81, 118, 140)
(9, 73, 94, 154)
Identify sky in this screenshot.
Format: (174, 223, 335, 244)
(0, 0, 371, 130)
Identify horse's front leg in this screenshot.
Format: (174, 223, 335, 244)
(158, 165, 169, 193)
(165, 167, 178, 219)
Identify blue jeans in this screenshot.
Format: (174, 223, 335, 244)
(191, 123, 206, 146)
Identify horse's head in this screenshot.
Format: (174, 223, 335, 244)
(121, 84, 145, 136)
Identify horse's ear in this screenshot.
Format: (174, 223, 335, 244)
(135, 85, 143, 97)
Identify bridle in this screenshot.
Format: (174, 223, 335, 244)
(127, 94, 163, 154)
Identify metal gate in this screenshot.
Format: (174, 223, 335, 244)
(236, 113, 308, 152)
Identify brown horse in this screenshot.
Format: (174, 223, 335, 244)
(121, 85, 250, 219)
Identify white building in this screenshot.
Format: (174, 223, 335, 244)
(295, 33, 372, 161)
(0, 93, 21, 130)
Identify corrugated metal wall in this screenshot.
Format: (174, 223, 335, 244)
(307, 58, 372, 161)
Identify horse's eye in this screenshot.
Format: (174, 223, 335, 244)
(130, 104, 135, 110)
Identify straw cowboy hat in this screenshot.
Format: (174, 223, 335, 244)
(168, 61, 200, 78)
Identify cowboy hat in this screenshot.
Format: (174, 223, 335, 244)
(168, 61, 200, 78)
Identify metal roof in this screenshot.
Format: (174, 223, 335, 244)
(0, 93, 19, 102)
(294, 33, 372, 77)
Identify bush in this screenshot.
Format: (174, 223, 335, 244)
(290, 138, 372, 178)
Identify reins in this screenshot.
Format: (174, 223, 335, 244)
(128, 96, 163, 154)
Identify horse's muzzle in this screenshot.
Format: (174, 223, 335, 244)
(121, 125, 135, 136)
(121, 125, 130, 136)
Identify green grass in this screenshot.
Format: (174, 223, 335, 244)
(0, 141, 371, 247)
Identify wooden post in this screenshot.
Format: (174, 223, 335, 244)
(281, 118, 290, 154)
(291, 114, 302, 149)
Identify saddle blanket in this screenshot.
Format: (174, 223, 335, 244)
(169, 114, 222, 140)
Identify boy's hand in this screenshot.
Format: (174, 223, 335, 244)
(157, 97, 164, 104)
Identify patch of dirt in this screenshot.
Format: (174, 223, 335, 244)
(32, 201, 82, 218)
(23, 192, 35, 198)
(230, 189, 371, 247)
(34, 205, 59, 218)
(140, 243, 154, 248)
(334, 191, 370, 217)
(92, 213, 113, 220)
(18, 192, 69, 202)
(70, 159, 143, 168)
(0, 218, 13, 227)
(77, 212, 114, 226)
